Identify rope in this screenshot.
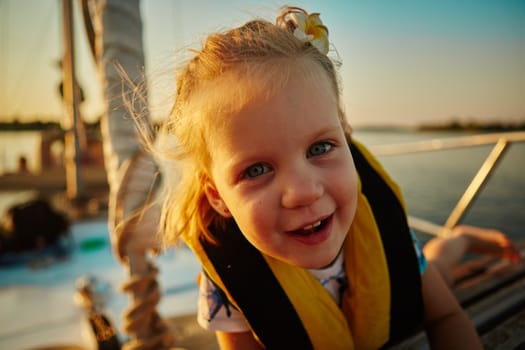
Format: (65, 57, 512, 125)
(120, 259, 177, 350)
(109, 155, 179, 349)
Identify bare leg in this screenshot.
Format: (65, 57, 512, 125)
(424, 224, 521, 286)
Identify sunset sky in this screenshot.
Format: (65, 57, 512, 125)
(1, 0, 524, 127)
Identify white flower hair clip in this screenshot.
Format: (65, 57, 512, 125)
(276, 6, 329, 55)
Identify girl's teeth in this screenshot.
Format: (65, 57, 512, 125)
(303, 221, 321, 231)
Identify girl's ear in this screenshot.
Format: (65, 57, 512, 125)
(203, 180, 232, 218)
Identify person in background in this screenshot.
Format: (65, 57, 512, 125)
(17, 155, 30, 173)
(424, 224, 522, 287)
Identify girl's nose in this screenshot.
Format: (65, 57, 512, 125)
(280, 168, 323, 209)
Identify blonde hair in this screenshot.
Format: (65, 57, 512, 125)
(157, 7, 351, 246)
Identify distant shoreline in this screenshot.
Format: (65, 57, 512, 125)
(2, 119, 525, 133)
(355, 121, 525, 133)
(0, 120, 99, 132)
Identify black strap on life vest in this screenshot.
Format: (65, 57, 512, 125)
(350, 143, 423, 344)
(203, 220, 314, 350)
(202, 141, 423, 348)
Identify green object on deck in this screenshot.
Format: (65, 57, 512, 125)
(80, 237, 106, 251)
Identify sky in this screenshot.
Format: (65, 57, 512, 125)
(1, 0, 524, 127)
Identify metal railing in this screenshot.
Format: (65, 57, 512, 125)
(369, 131, 525, 238)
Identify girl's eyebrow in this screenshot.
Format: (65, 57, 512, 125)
(307, 124, 345, 140)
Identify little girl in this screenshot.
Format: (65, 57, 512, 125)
(155, 6, 483, 349)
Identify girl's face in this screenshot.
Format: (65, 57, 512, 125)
(204, 68, 358, 269)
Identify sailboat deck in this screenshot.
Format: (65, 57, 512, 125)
(392, 240, 525, 350)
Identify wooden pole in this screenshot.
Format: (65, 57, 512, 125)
(61, 0, 84, 201)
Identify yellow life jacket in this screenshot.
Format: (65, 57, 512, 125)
(183, 140, 423, 349)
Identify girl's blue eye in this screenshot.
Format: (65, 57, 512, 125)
(243, 163, 269, 179)
(307, 141, 333, 158)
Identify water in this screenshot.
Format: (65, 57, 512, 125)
(1, 129, 524, 241)
(354, 129, 525, 243)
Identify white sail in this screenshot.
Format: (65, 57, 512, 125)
(88, 0, 173, 348)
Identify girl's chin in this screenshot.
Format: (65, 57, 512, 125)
(287, 252, 339, 270)
(311, 254, 340, 269)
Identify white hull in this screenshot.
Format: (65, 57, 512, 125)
(0, 219, 202, 350)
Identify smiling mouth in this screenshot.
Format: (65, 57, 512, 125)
(291, 216, 330, 236)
